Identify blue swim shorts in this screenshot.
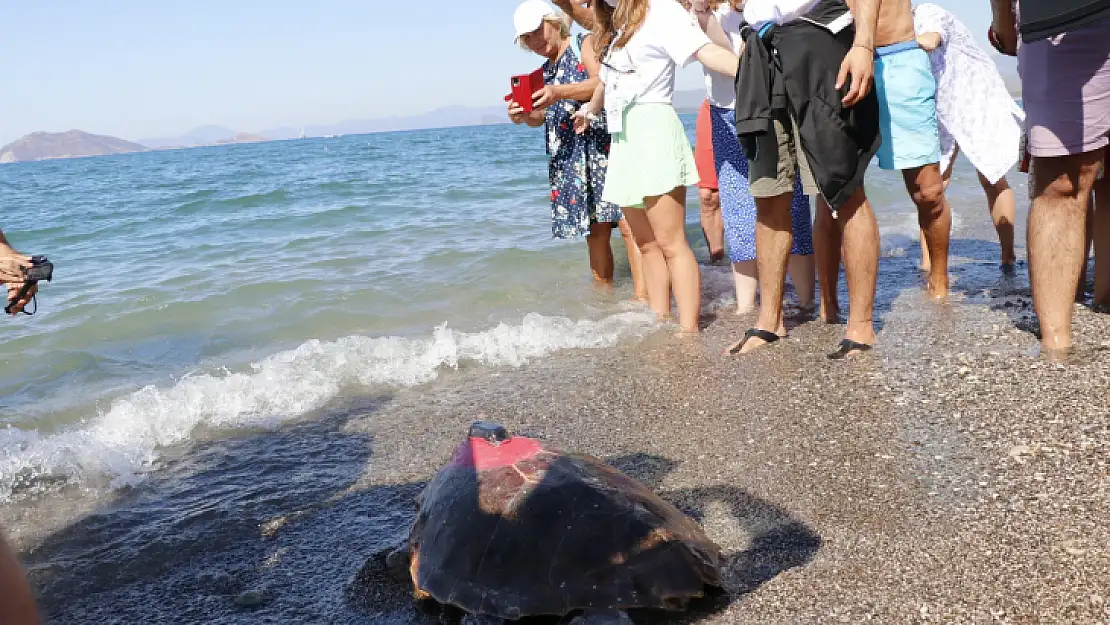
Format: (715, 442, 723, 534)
(874, 41, 941, 171)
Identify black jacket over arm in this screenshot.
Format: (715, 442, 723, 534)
(734, 0, 881, 211)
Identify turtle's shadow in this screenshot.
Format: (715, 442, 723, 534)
(606, 454, 822, 624)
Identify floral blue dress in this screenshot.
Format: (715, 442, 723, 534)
(543, 33, 622, 239)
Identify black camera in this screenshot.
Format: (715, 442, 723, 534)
(5, 255, 53, 315)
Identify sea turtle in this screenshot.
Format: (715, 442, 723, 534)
(388, 421, 723, 623)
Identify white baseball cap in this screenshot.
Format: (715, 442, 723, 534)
(514, 0, 559, 43)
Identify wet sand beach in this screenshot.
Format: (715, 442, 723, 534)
(16, 238, 1110, 624)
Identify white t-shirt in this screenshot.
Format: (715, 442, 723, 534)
(702, 4, 745, 109)
(599, 0, 713, 105)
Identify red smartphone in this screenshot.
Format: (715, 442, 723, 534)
(508, 68, 546, 113)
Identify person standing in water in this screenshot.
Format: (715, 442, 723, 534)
(730, 0, 884, 359)
(693, 98, 727, 265)
(508, 0, 648, 299)
(870, 0, 955, 302)
(690, 0, 817, 319)
(574, 0, 742, 334)
(913, 2, 1023, 275)
(990, 0, 1110, 353)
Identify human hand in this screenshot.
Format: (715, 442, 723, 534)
(0, 246, 30, 284)
(532, 85, 560, 110)
(836, 45, 874, 107)
(508, 99, 528, 124)
(988, 22, 1017, 56)
(689, 0, 710, 12)
(4, 282, 35, 315)
(916, 32, 942, 52)
(572, 108, 596, 135)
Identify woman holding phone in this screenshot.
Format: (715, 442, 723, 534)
(508, 0, 647, 299)
(574, 0, 741, 334)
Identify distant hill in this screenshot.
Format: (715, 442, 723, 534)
(138, 126, 272, 149)
(0, 130, 147, 164)
(213, 132, 268, 145)
(138, 125, 237, 148)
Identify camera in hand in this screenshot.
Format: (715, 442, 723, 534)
(5, 255, 53, 315)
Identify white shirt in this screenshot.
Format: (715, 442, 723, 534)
(913, 3, 1025, 183)
(702, 4, 745, 109)
(599, 0, 712, 105)
(743, 0, 820, 29)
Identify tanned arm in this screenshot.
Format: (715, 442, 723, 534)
(839, 0, 880, 106)
(988, 0, 1018, 55)
(573, 81, 606, 135)
(695, 10, 734, 49)
(532, 34, 602, 110)
(696, 43, 740, 78)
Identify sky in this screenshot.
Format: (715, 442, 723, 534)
(0, 0, 1002, 146)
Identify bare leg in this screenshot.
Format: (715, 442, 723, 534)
(1078, 197, 1094, 301)
(699, 187, 725, 263)
(619, 208, 672, 321)
(923, 149, 958, 272)
(788, 254, 816, 310)
(732, 192, 793, 353)
(837, 188, 881, 349)
(1093, 169, 1110, 308)
(617, 217, 648, 301)
(814, 196, 842, 322)
(732, 259, 758, 314)
(903, 163, 952, 300)
(585, 222, 615, 284)
(1027, 149, 1103, 353)
(977, 172, 1017, 268)
(644, 186, 701, 333)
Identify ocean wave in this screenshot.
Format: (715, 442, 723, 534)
(0, 311, 657, 503)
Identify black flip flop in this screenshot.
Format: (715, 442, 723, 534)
(727, 328, 781, 355)
(827, 339, 873, 360)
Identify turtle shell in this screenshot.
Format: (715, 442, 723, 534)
(406, 427, 722, 620)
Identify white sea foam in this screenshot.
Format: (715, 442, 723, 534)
(0, 311, 657, 502)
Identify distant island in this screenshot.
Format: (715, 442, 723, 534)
(0, 128, 272, 163)
(0, 130, 147, 164)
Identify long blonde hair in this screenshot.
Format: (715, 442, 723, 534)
(592, 0, 649, 57)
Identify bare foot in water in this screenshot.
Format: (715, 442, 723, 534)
(927, 275, 949, 303)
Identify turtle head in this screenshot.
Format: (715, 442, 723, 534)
(468, 421, 510, 445)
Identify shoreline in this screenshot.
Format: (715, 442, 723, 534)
(16, 246, 1110, 623)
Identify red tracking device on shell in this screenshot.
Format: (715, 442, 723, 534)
(504, 67, 545, 113)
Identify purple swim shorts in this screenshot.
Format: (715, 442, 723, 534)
(1019, 16, 1110, 157)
